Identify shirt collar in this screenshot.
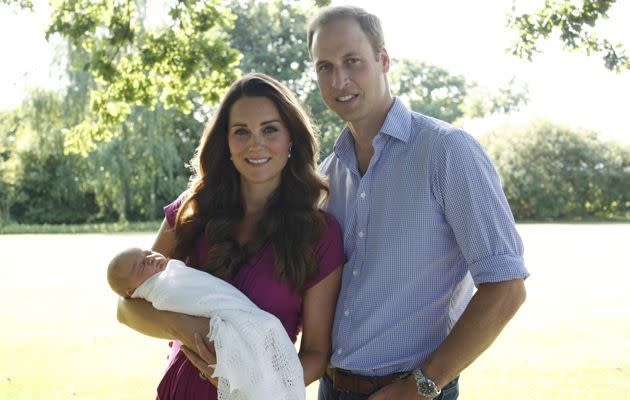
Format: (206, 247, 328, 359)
(380, 97, 413, 143)
(333, 97, 413, 155)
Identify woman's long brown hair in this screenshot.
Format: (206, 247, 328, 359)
(173, 73, 329, 294)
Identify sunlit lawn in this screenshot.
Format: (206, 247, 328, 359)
(1, 225, 629, 399)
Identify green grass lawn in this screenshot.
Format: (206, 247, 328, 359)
(1, 225, 629, 399)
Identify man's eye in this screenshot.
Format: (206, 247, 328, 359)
(317, 64, 330, 73)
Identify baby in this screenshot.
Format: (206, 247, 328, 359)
(107, 248, 169, 298)
(106, 247, 305, 400)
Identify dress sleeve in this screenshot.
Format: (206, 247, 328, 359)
(163, 191, 188, 228)
(430, 130, 529, 285)
(305, 212, 346, 290)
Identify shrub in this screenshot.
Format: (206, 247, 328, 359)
(480, 119, 629, 220)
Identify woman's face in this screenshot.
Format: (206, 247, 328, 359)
(227, 96, 292, 192)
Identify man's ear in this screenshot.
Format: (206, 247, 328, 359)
(380, 47, 390, 73)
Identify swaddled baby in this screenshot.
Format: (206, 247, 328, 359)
(107, 247, 305, 400)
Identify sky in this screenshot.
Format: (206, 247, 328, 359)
(1, 0, 629, 143)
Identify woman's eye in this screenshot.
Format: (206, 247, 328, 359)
(233, 128, 248, 136)
(263, 126, 278, 134)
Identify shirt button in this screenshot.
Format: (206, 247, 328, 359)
(336, 348, 342, 355)
(360, 192, 366, 199)
(352, 269, 359, 277)
(358, 231, 364, 238)
(344, 309, 350, 317)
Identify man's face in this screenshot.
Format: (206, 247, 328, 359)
(311, 18, 389, 125)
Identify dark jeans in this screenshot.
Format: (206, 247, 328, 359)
(318, 373, 459, 400)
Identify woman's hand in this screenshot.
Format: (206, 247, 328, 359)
(181, 332, 219, 387)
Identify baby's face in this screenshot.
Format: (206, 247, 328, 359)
(122, 249, 169, 291)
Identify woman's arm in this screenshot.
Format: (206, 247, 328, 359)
(117, 297, 209, 348)
(151, 218, 177, 257)
(298, 266, 342, 385)
(116, 218, 210, 349)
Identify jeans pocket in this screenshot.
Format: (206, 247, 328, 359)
(437, 378, 459, 400)
(318, 374, 333, 400)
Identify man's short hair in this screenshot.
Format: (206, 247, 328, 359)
(307, 5, 385, 60)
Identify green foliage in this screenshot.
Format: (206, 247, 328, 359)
(0, 0, 32, 11)
(390, 59, 468, 123)
(0, 89, 99, 224)
(47, 0, 240, 154)
(464, 78, 529, 119)
(508, 0, 629, 72)
(480, 119, 630, 220)
(88, 105, 199, 222)
(229, 0, 310, 90)
(0, 41, 201, 224)
(390, 60, 529, 125)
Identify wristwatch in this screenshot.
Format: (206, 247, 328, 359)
(413, 369, 441, 398)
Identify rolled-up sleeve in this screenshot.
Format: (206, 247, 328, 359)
(431, 130, 529, 285)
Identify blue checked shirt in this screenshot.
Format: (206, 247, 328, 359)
(319, 98, 529, 376)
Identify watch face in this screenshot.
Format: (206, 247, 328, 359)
(418, 380, 438, 395)
(414, 370, 440, 398)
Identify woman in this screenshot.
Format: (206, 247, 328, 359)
(117, 73, 344, 399)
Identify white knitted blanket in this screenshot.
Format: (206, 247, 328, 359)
(132, 259, 305, 400)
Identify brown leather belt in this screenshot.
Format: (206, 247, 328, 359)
(326, 367, 408, 395)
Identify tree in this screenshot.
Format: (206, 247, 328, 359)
(508, 0, 629, 72)
(89, 104, 200, 222)
(55, 42, 198, 222)
(390, 59, 468, 123)
(0, 89, 98, 224)
(47, 0, 241, 154)
(390, 59, 529, 124)
(0, 0, 32, 11)
(464, 78, 529, 119)
(229, 0, 310, 92)
(480, 119, 629, 220)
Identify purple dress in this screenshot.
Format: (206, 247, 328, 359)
(156, 194, 344, 400)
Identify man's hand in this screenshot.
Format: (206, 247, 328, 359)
(368, 375, 425, 400)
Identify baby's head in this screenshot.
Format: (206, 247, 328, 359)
(107, 248, 169, 298)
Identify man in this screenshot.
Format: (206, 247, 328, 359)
(308, 5, 529, 400)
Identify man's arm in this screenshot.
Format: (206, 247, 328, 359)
(370, 278, 526, 399)
(420, 278, 526, 388)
